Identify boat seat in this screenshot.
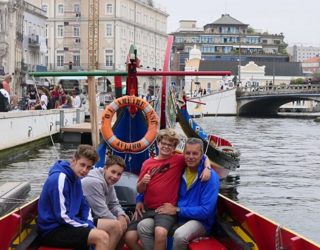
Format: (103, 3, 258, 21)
(0, 212, 21, 249)
(38, 247, 73, 250)
(188, 236, 227, 250)
(13, 223, 74, 250)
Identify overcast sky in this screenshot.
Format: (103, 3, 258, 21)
(156, 0, 320, 46)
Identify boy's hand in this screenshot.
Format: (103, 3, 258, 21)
(133, 202, 145, 220)
(200, 156, 211, 182)
(117, 215, 128, 232)
(156, 203, 177, 215)
(141, 172, 151, 184)
(200, 166, 211, 181)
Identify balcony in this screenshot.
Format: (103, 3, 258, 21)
(28, 35, 40, 49)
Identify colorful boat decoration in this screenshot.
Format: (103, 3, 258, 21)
(1, 36, 319, 249)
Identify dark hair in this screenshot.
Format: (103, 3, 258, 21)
(105, 155, 126, 169)
(184, 137, 204, 154)
(0, 83, 3, 89)
(74, 144, 99, 163)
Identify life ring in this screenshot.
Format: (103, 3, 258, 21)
(101, 95, 159, 153)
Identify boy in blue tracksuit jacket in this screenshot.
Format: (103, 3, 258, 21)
(37, 144, 112, 250)
(138, 138, 220, 250)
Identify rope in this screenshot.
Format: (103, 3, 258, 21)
(215, 91, 223, 117)
(31, 76, 59, 159)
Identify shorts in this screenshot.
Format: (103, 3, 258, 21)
(39, 226, 91, 250)
(127, 208, 176, 232)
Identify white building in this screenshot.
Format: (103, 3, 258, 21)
(22, 1, 47, 89)
(288, 44, 320, 62)
(41, 0, 169, 94)
(0, 0, 24, 96)
(0, 0, 47, 97)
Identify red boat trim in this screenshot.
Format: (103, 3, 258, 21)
(160, 35, 174, 129)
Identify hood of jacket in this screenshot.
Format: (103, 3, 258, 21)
(48, 160, 77, 182)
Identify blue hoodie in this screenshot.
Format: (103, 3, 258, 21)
(177, 157, 220, 233)
(37, 160, 94, 236)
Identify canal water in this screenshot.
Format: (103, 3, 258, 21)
(0, 116, 319, 244)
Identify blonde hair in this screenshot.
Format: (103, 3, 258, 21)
(156, 128, 180, 147)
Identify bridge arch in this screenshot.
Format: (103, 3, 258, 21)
(238, 95, 318, 117)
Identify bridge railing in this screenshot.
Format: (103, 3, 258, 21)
(237, 84, 320, 96)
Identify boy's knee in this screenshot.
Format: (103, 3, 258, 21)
(90, 229, 109, 245)
(125, 230, 139, 244)
(155, 226, 168, 240)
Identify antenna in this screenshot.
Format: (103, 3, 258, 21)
(225, 0, 229, 13)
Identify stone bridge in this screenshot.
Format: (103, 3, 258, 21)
(236, 84, 320, 116)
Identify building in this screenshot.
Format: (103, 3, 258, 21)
(0, 0, 47, 97)
(170, 14, 289, 73)
(41, 0, 168, 94)
(0, 0, 24, 96)
(184, 46, 304, 95)
(22, 1, 48, 93)
(301, 57, 320, 75)
(288, 44, 320, 62)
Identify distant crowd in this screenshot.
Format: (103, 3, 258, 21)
(0, 74, 86, 112)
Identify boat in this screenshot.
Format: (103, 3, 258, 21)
(171, 90, 240, 179)
(1, 36, 320, 249)
(0, 182, 31, 217)
(2, 187, 320, 250)
(187, 88, 237, 117)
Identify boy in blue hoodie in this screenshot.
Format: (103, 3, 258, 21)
(37, 144, 110, 250)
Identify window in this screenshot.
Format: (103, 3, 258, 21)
(73, 55, 80, 66)
(106, 24, 113, 37)
(106, 4, 113, 14)
(57, 55, 64, 67)
(57, 25, 64, 37)
(42, 5, 48, 13)
(74, 4, 80, 14)
(105, 49, 113, 66)
(74, 26, 80, 37)
(58, 4, 64, 14)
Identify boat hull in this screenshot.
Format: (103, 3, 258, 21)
(187, 88, 237, 116)
(3, 191, 319, 250)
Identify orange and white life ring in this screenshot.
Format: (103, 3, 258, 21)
(101, 95, 159, 153)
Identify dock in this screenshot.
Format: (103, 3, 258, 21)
(61, 122, 92, 133)
(60, 122, 94, 144)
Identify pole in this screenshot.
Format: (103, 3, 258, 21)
(238, 35, 241, 84)
(88, 76, 99, 148)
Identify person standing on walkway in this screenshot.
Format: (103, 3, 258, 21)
(0, 82, 11, 112)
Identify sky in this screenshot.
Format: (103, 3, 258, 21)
(155, 0, 320, 46)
